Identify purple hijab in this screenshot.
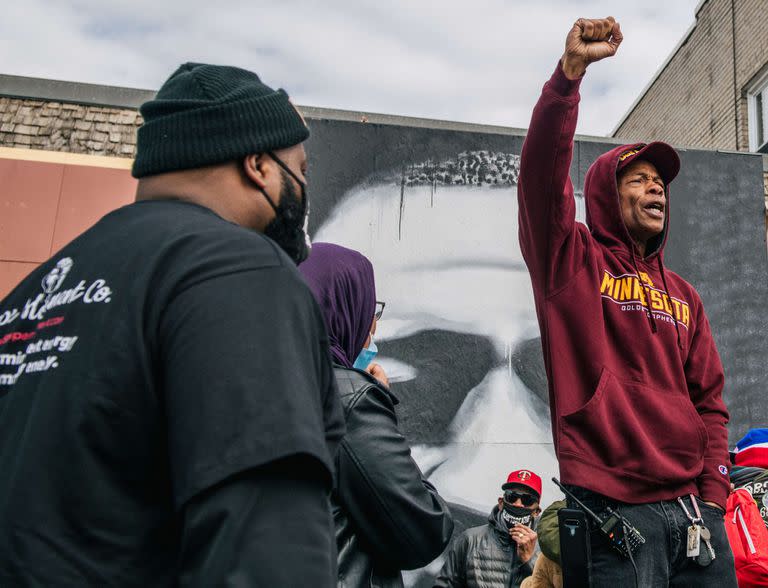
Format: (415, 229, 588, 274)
(298, 242, 376, 368)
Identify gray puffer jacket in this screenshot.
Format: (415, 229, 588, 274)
(433, 506, 537, 588)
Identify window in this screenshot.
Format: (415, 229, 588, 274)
(747, 69, 768, 153)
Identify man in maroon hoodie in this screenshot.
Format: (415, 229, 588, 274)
(518, 16, 737, 586)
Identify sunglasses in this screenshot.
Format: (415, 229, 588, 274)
(374, 301, 386, 321)
(504, 491, 538, 507)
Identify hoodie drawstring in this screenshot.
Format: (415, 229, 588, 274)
(658, 258, 684, 350)
(630, 247, 657, 333)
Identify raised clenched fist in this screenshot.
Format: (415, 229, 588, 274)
(561, 17, 623, 80)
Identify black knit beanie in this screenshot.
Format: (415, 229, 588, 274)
(132, 62, 309, 178)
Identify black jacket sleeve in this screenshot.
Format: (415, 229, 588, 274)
(178, 455, 336, 587)
(336, 380, 454, 570)
(432, 533, 468, 588)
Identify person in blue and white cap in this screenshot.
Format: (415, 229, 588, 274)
(730, 428, 768, 527)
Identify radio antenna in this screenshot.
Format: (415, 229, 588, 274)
(552, 477, 604, 524)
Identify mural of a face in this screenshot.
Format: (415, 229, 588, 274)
(316, 153, 587, 585)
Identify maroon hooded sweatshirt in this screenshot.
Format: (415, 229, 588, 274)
(518, 63, 731, 509)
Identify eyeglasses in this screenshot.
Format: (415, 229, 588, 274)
(503, 491, 538, 507)
(374, 301, 386, 321)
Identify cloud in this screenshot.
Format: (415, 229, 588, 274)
(0, 0, 699, 136)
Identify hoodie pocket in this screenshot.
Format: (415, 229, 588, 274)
(559, 368, 708, 484)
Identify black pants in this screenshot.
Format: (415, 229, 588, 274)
(566, 486, 738, 587)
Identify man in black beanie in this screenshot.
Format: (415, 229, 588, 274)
(0, 63, 344, 586)
(134, 61, 315, 263)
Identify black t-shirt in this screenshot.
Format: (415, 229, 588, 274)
(0, 200, 344, 585)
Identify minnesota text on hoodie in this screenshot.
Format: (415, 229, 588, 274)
(517, 62, 731, 509)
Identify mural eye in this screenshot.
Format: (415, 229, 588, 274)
(377, 330, 498, 444)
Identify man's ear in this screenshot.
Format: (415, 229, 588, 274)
(242, 153, 270, 190)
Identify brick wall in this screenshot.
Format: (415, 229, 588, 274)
(614, 0, 768, 153)
(0, 97, 141, 158)
(613, 0, 768, 250)
(734, 0, 768, 150)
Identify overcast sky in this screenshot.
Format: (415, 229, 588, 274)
(1, 0, 701, 136)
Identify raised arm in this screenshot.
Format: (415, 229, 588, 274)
(518, 17, 622, 291)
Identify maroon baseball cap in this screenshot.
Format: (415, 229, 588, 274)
(501, 469, 542, 499)
(616, 142, 680, 186)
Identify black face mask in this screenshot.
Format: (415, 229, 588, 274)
(501, 502, 534, 529)
(257, 152, 310, 264)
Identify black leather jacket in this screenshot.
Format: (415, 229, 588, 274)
(333, 366, 454, 588)
(433, 506, 536, 588)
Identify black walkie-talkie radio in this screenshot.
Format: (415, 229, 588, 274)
(552, 477, 646, 558)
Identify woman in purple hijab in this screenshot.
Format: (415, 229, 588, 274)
(298, 243, 453, 588)
(298, 242, 386, 382)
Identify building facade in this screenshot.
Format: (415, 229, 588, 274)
(612, 0, 768, 245)
(0, 75, 148, 158)
(0, 76, 150, 298)
(613, 0, 768, 153)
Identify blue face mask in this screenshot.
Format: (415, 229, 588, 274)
(353, 338, 378, 370)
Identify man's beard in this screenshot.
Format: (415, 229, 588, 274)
(263, 169, 310, 264)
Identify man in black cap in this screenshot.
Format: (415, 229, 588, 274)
(0, 63, 344, 586)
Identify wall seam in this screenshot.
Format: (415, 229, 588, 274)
(47, 167, 66, 258)
(731, 0, 740, 150)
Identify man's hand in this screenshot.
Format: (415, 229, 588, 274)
(510, 523, 537, 564)
(561, 17, 623, 80)
(366, 363, 389, 389)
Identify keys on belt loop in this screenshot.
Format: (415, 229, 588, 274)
(677, 494, 715, 566)
(699, 524, 716, 566)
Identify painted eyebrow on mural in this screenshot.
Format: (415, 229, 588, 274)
(373, 151, 521, 187)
